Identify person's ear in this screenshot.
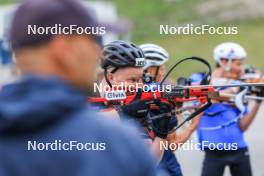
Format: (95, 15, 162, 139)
(48, 36, 75, 71)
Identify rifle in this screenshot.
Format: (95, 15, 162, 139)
(88, 57, 264, 132)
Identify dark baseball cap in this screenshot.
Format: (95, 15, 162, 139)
(10, 0, 103, 50)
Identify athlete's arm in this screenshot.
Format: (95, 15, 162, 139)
(100, 108, 120, 120)
(239, 87, 264, 131)
(144, 137, 165, 164)
(239, 102, 261, 131)
(167, 113, 202, 151)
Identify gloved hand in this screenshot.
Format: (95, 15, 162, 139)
(120, 89, 150, 120)
(256, 87, 264, 103)
(149, 101, 173, 139)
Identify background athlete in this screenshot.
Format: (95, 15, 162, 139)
(197, 42, 263, 176)
(140, 43, 202, 176)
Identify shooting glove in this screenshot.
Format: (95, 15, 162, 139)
(256, 87, 264, 103)
(149, 101, 173, 139)
(120, 89, 150, 120)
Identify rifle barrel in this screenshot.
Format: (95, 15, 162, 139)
(220, 93, 264, 101)
(181, 82, 264, 89)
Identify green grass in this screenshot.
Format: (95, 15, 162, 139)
(149, 21, 264, 78)
(1, 0, 264, 78)
(113, 0, 204, 42)
(112, 0, 264, 78)
(0, 0, 16, 4)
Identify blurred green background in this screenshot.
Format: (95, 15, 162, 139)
(1, 0, 264, 78)
(113, 0, 264, 78)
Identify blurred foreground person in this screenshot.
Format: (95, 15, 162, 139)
(0, 0, 156, 176)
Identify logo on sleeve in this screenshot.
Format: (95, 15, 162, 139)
(105, 90, 126, 100)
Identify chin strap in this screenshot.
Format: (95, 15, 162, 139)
(154, 66, 160, 82)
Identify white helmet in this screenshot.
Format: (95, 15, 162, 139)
(139, 43, 169, 69)
(214, 42, 247, 63)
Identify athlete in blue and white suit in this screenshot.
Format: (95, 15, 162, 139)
(195, 42, 263, 176)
